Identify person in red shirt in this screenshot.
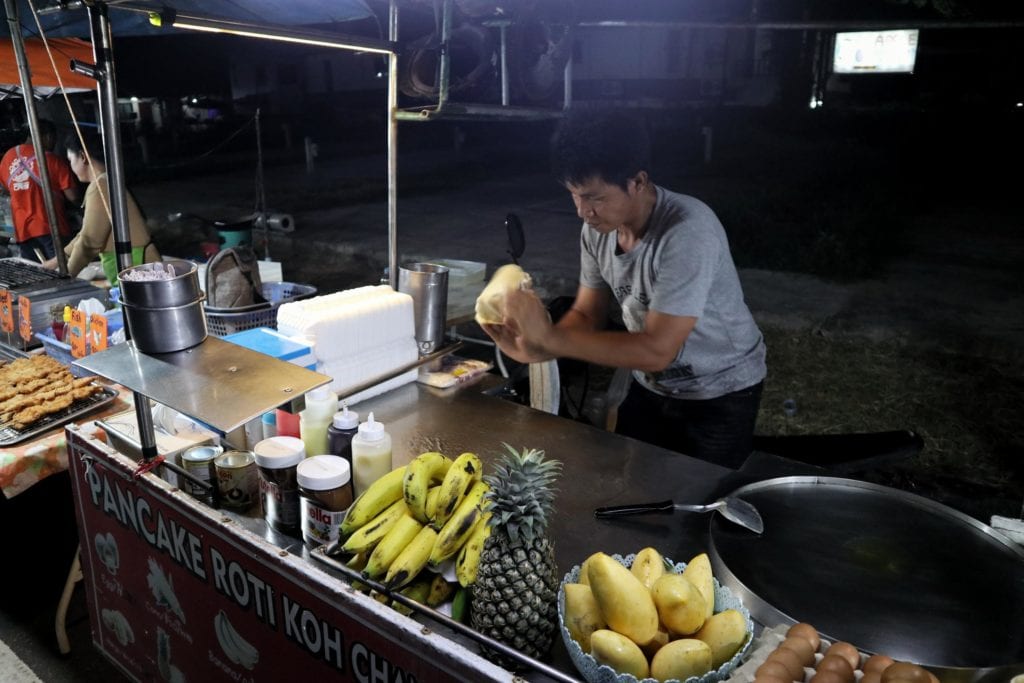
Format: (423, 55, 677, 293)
(0, 119, 80, 262)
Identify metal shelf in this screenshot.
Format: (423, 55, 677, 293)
(73, 336, 330, 434)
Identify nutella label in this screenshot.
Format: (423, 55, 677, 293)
(300, 499, 344, 547)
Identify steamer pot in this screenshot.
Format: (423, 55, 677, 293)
(118, 260, 201, 308)
(121, 296, 207, 353)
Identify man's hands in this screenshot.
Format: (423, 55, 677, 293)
(41, 257, 58, 270)
(480, 286, 554, 364)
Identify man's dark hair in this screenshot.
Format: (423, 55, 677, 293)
(550, 108, 652, 191)
(65, 129, 105, 163)
(23, 118, 56, 142)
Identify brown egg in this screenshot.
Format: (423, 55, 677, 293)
(864, 655, 896, 674)
(754, 677, 792, 683)
(860, 673, 883, 683)
(809, 672, 848, 683)
(816, 654, 855, 683)
(825, 642, 861, 671)
(757, 659, 796, 681)
(881, 662, 934, 683)
(769, 647, 809, 681)
(787, 622, 822, 651)
(780, 636, 817, 667)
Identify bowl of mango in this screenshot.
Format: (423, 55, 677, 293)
(558, 549, 754, 683)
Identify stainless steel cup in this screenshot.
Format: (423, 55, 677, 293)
(398, 262, 449, 354)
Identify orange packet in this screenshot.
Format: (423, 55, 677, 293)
(69, 308, 88, 358)
(18, 295, 32, 342)
(0, 289, 12, 333)
(89, 313, 108, 352)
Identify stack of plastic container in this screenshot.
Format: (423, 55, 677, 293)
(276, 285, 418, 404)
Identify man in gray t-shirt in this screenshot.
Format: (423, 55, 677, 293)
(483, 109, 766, 468)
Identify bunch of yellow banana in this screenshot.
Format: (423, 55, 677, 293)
(338, 451, 491, 594)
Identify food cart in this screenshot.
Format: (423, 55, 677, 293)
(5, 1, 1024, 681)
(60, 370, 1024, 682)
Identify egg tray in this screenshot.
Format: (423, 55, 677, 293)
(724, 624, 871, 682)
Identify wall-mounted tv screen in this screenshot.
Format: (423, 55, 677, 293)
(833, 29, 919, 74)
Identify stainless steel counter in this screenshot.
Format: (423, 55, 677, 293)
(352, 379, 743, 679)
(356, 379, 737, 570)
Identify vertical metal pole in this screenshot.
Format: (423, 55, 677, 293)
(255, 108, 269, 259)
(387, 0, 399, 289)
(4, 0, 69, 275)
(563, 54, 573, 110)
(499, 23, 509, 107)
(87, 2, 157, 462)
(87, 3, 132, 276)
(437, 0, 452, 108)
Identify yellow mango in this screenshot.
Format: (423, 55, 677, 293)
(586, 553, 659, 645)
(640, 626, 671, 659)
(681, 552, 715, 620)
(589, 629, 649, 679)
(578, 552, 601, 587)
(650, 638, 713, 682)
(562, 583, 606, 652)
(651, 573, 706, 636)
(630, 547, 666, 590)
(694, 609, 748, 667)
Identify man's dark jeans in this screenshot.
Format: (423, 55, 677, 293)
(17, 235, 57, 261)
(615, 379, 764, 469)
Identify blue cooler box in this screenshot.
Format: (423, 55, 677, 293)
(221, 327, 316, 370)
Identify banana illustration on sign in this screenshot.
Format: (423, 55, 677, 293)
(214, 610, 259, 671)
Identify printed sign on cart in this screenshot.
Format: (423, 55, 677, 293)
(18, 295, 31, 342)
(67, 431, 490, 682)
(0, 288, 12, 333)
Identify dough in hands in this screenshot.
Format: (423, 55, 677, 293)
(474, 264, 532, 325)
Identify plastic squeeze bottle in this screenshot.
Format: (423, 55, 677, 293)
(299, 385, 338, 457)
(350, 412, 392, 497)
(61, 305, 72, 342)
(327, 405, 359, 467)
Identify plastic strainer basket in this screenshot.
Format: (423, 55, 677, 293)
(204, 282, 316, 336)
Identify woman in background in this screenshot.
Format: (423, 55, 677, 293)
(43, 131, 160, 284)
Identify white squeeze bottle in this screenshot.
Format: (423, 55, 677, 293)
(350, 412, 392, 496)
(299, 385, 338, 458)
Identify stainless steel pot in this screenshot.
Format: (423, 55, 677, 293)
(121, 296, 208, 353)
(119, 260, 201, 308)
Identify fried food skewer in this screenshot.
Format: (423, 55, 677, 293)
(10, 381, 104, 430)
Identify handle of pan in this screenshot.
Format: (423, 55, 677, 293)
(594, 500, 675, 518)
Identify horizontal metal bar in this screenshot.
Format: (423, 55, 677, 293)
(310, 546, 581, 683)
(578, 19, 1024, 30)
(48, 1, 397, 54)
(335, 341, 464, 402)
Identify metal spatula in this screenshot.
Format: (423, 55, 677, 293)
(594, 496, 764, 534)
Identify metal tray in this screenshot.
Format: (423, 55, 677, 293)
(0, 385, 118, 446)
(708, 476, 1024, 673)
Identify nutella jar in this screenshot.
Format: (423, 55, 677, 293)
(296, 455, 353, 548)
(253, 436, 306, 534)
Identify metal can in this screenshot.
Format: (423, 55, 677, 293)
(179, 445, 223, 500)
(214, 450, 258, 511)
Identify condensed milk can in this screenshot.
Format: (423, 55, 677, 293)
(214, 450, 258, 510)
(179, 445, 223, 501)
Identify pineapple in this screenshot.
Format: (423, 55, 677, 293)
(471, 444, 562, 666)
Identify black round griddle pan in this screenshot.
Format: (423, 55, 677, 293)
(709, 476, 1024, 675)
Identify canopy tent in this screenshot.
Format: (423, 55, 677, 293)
(1, 0, 376, 38)
(0, 36, 94, 97)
